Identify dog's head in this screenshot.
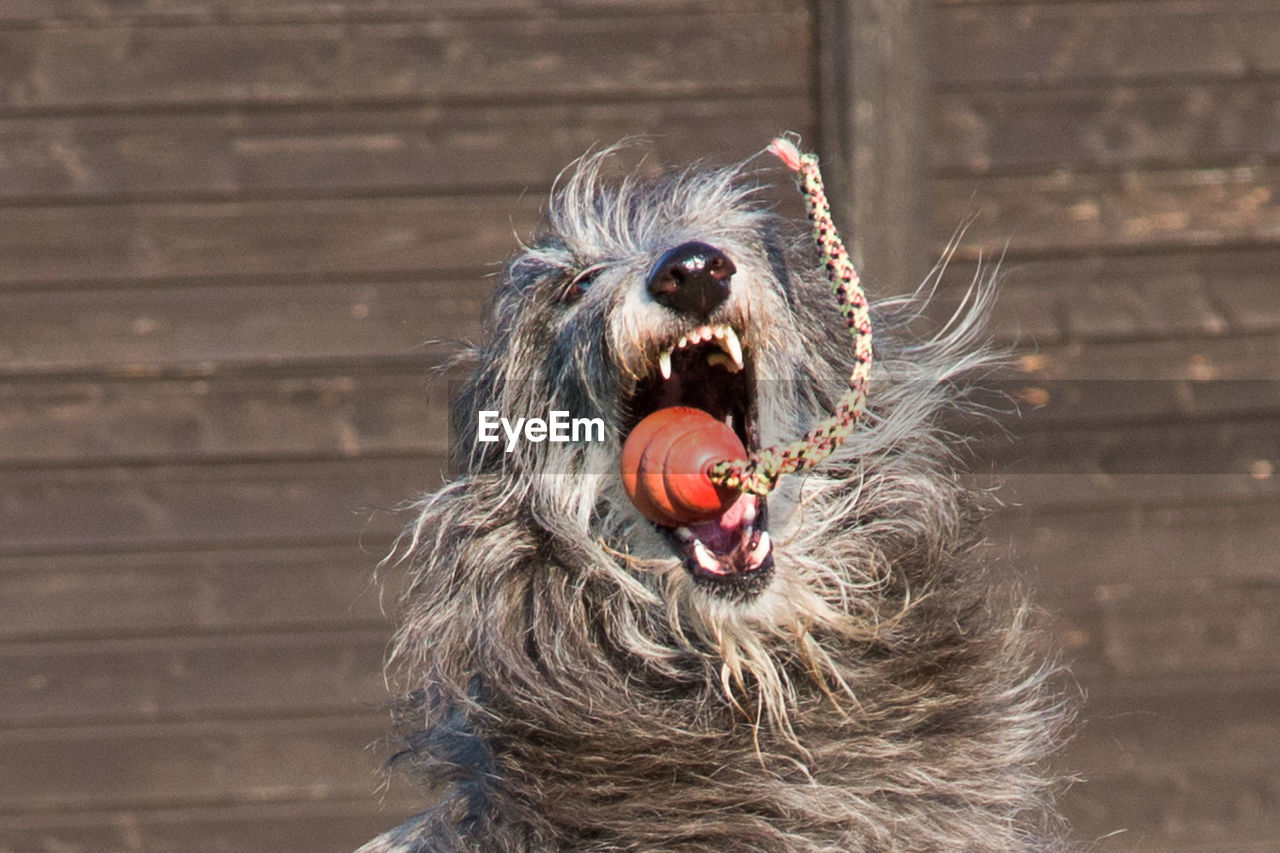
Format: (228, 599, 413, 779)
(450, 149, 855, 600)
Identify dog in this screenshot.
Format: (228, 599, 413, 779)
(358, 140, 1070, 852)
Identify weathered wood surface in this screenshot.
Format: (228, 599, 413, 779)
(0, 458, 438, 555)
(0, 0, 799, 24)
(0, 13, 809, 110)
(0, 98, 809, 202)
(1, 0, 1276, 849)
(0, 546, 399, 639)
(0, 800, 423, 853)
(936, 79, 1280, 176)
(0, 716, 398, 809)
(936, 1, 1280, 88)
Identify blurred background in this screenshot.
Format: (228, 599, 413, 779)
(0, 1, 1277, 851)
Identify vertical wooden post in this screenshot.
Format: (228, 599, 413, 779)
(815, 0, 932, 294)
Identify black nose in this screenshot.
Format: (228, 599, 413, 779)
(645, 241, 735, 316)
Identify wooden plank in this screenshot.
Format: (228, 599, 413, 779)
(935, 1, 1280, 89)
(0, 631, 389, 726)
(0, 373, 449, 466)
(1061, 685, 1280, 849)
(0, 13, 808, 111)
(1049, 578, 1280, 687)
(971, 415, 1280, 509)
(980, 416, 1280, 476)
(0, 277, 480, 373)
(1009, 332, 1280, 382)
(935, 79, 1280, 176)
(0, 546, 399, 640)
(982, 470, 1275, 514)
(962, 247, 1280, 345)
(0, 195, 537, 287)
(0, 716, 395, 810)
(934, 164, 1280, 258)
(987, 498, 1280, 594)
(0, 457, 441, 555)
(0, 800, 424, 853)
(0, 0, 799, 25)
(1064, 768, 1280, 851)
(815, 0, 933, 293)
(0, 98, 811, 202)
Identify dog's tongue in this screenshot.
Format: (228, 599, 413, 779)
(689, 492, 754, 552)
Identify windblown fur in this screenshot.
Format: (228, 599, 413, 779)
(361, 145, 1070, 852)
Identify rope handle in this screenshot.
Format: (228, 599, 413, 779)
(706, 138, 874, 496)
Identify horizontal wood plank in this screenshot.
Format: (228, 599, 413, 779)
(0, 0, 799, 25)
(1065, 685, 1280, 852)
(1, 631, 389, 726)
(0, 546, 398, 640)
(0, 12, 808, 111)
(0, 457, 440, 556)
(956, 247, 1280, 345)
(0, 799, 423, 853)
(0, 195, 537, 287)
(1009, 332, 1280, 382)
(935, 79, 1280, 176)
(0, 98, 811, 202)
(988, 498, 1280, 594)
(0, 373, 449, 466)
(935, 164, 1280, 258)
(935, 1, 1280, 89)
(0, 278, 484, 374)
(1051, 578, 1280, 687)
(0, 716, 397, 811)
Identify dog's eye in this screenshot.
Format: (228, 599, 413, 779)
(563, 265, 604, 303)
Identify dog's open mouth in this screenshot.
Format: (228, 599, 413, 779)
(623, 323, 775, 593)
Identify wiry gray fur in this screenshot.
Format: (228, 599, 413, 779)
(359, 145, 1071, 852)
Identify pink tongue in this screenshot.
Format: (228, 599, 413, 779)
(690, 493, 753, 552)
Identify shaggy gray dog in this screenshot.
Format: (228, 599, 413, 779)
(359, 144, 1069, 852)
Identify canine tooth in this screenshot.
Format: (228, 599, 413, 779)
(659, 349, 673, 380)
(692, 540, 720, 571)
(720, 327, 744, 370)
(675, 526, 693, 540)
(741, 500, 757, 524)
(706, 352, 741, 373)
(749, 530, 771, 564)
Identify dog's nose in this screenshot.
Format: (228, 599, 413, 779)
(646, 241, 735, 316)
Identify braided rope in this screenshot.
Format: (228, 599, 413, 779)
(706, 137, 873, 496)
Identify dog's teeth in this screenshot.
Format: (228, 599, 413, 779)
(749, 531, 771, 564)
(659, 349, 673, 380)
(742, 499, 757, 524)
(700, 326, 713, 342)
(720, 327, 744, 370)
(677, 335, 689, 350)
(692, 540, 720, 571)
(706, 352, 741, 373)
(712, 326, 725, 339)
